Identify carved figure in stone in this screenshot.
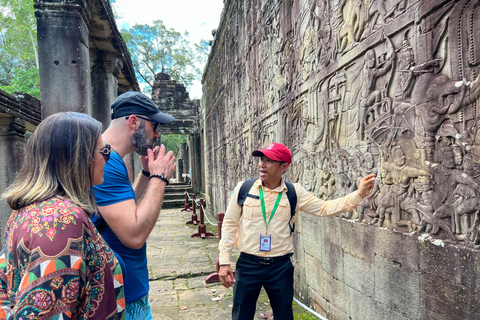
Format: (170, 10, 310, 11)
(407, 175, 435, 234)
(330, 0, 346, 58)
(334, 151, 352, 197)
(302, 154, 317, 191)
(391, 51, 445, 142)
(327, 71, 347, 147)
(424, 146, 480, 241)
(411, 66, 467, 161)
(464, 153, 480, 246)
(356, 152, 380, 223)
(358, 45, 395, 140)
(377, 145, 430, 229)
(338, 0, 368, 53)
(390, 39, 418, 140)
(361, 0, 408, 40)
(317, 152, 336, 200)
(360, 0, 387, 40)
(310, 0, 333, 68)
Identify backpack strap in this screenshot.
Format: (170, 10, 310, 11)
(285, 181, 297, 235)
(237, 178, 298, 235)
(237, 178, 259, 207)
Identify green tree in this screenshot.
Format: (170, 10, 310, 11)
(121, 20, 209, 94)
(1, 66, 39, 97)
(161, 134, 189, 158)
(0, 0, 39, 98)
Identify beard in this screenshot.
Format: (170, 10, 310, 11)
(131, 121, 157, 156)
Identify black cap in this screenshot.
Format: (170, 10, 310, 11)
(111, 91, 174, 124)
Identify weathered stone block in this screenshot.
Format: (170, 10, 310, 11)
(374, 227, 420, 272)
(320, 217, 342, 247)
(419, 240, 477, 289)
(302, 212, 323, 261)
(343, 253, 374, 298)
(341, 220, 375, 263)
(419, 242, 480, 319)
(323, 272, 348, 316)
(348, 286, 407, 320)
(420, 284, 478, 320)
(321, 240, 344, 282)
(304, 253, 319, 288)
(325, 299, 349, 320)
(307, 286, 328, 318)
(374, 255, 421, 319)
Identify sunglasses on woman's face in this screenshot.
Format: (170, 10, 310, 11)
(99, 144, 111, 162)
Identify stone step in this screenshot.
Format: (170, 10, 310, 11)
(162, 198, 188, 209)
(164, 192, 186, 198)
(165, 185, 192, 193)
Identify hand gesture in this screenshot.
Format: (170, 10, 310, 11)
(148, 144, 176, 179)
(357, 174, 376, 198)
(140, 146, 160, 172)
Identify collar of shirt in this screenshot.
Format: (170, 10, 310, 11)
(253, 178, 288, 193)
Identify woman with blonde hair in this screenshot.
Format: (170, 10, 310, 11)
(0, 112, 125, 319)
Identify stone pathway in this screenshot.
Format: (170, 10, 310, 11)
(146, 208, 276, 320)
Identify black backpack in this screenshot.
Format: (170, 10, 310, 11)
(237, 178, 298, 235)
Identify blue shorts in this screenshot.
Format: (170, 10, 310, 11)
(126, 294, 153, 320)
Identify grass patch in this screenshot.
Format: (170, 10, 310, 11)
(293, 300, 322, 320)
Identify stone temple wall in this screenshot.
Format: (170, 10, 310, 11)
(202, 0, 480, 319)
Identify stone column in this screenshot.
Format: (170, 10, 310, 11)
(0, 117, 26, 250)
(176, 159, 184, 183)
(35, 1, 92, 118)
(181, 143, 190, 183)
(91, 51, 123, 129)
(189, 133, 202, 191)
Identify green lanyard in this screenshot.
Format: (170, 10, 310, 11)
(259, 186, 283, 234)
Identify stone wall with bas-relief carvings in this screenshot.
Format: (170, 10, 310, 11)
(202, 0, 480, 318)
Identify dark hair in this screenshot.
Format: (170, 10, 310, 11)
(3, 112, 103, 214)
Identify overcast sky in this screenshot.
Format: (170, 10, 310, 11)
(113, 0, 224, 99)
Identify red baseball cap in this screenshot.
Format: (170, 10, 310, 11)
(252, 143, 292, 164)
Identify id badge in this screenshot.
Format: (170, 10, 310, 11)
(260, 234, 271, 252)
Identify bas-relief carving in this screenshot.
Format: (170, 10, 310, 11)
(203, 0, 480, 247)
(284, 0, 480, 246)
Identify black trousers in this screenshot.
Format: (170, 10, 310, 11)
(232, 253, 294, 320)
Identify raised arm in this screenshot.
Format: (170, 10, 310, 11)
(98, 145, 176, 249)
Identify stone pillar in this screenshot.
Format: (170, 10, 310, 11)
(176, 159, 184, 183)
(189, 134, 203, 191)
(181, 143, 190, 184)
(0, 117, 26, 250)
(35, 1, 92, 118)
(91, 51, 123, 129)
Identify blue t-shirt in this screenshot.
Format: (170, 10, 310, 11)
(92, 151, 149, 304)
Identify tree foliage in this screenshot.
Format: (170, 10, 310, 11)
(1, 66, 39, 96)
(121, 20, 209, 94)
(161, 134, 189, 158)
(0, 0, 39, 98)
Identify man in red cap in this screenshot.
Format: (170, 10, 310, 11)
(218, 143, 375, 320)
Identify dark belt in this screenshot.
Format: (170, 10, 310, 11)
(240, 252, 293, 266)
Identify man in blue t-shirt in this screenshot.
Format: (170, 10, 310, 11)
(92, 91, 176, 320)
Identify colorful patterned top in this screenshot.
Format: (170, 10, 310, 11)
(0, 197, 125, 319)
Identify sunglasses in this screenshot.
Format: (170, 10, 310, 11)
(98, 143, 111, 162)
(125, 115, 160, 132)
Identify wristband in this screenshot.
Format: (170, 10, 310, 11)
(141, 169, 150, 177)
(149, 173, 170, 186)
